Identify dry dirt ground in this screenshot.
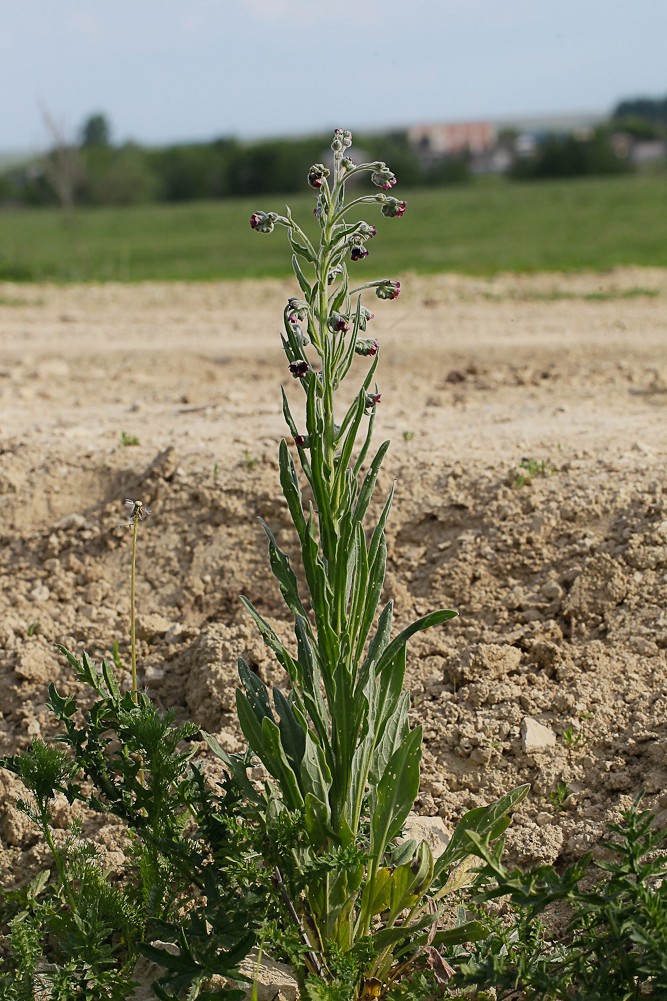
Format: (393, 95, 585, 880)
(1, 269, 666, 882)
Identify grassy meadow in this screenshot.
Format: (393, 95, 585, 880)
(1, 172, 666, 283)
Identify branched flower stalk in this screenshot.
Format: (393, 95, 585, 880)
(125, 498, 149, 702)
(207, 131, 528, 998)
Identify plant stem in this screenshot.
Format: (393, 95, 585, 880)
(41, 806, 77, 913)
(130, 512, 139, 702)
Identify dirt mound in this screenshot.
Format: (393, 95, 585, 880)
(1, 270, 666, 880)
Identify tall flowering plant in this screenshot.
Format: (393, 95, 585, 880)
(207, 131, 527, 998)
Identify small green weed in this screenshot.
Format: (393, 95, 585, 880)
(514, 456, 556, 488)
(562, 725, 587, 748)
(455, 802, 667, 998)
(119, 431, 140, 447)
(548, 780, 572, 810)
(241, 449, 259, 470)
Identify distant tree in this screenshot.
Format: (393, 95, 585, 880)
(510, 127, 631, 181)
(40, 106, 85, 214)
(82, 143, 161, 205)
(80, 113, 112, 148)
(360, 131, 424, 187)
(612, 96, 667, 128)
(425, 153, 471, 186)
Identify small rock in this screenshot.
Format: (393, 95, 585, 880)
(520, 717, 556, 752)
(401, 813, 450, 859)
(35, 358, 71, 378)
(30, 585, 50, 602)
(135, 613, 171, 642)
(230, 952, 298, 1001)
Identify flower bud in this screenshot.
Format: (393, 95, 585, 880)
(358, 306, 375, 331)
(356, 222, 377, 239)
(250, 211, 277, 234)
(294, 433, 309, 448)
(327, 312, 350, 333)
(334, 128, 353, 148)
(340, 156, 354, 173)
(375, 280, 401, 301)
(289, 360, 309, 378)
(365, 391, 382, 412)
(308, 164, 330, 189)
(286, 297, 309, 322)
(381, 197, 407, 219)
(370, 164, 397, 190)
(355, 338, 379, 357)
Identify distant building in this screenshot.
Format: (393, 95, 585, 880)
(407, 120, 496, 159)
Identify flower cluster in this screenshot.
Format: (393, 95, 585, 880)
(375, 280, 401, 301)
(288, 360, 309, 378)
(327, 312, 349, 333)
(355, 338, 379, 357)
(331, 128, 353, 155)
(358, 306, 374, 330)
(381, 197, 407, 219)
(370, 164, 397, 190)
(286, 297, 309, 323)
(249, 211, 278, 234)
(307, 164, 330, 189)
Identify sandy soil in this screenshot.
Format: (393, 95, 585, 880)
(1, 268, 666, 879)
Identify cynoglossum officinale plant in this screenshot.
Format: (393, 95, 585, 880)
(205, 130, 528, 997)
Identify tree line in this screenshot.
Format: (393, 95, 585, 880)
(1, 97, 664, 209)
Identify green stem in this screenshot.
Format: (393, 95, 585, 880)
(130, 514, 139, 702)
(42, 807, 77, 912)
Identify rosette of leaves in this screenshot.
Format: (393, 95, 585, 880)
(207, 130, 528, 998)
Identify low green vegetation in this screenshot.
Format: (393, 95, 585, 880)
(2, 131, 666, 1001)
(0, 173, 666, 283)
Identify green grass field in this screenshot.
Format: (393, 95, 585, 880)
(1, 173, 666, 282)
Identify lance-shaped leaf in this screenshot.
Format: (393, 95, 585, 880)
(294, 617, 329, 743)
(374, 645, 407, 747)
(369, 690, 410, 786)
(239, 598, 299, 681)
(347, 521, 369, 641)
(279, 439, 307, 537)
(200, 732, 261, 805)
(238, 658, 274, 722)
(273, 687, 306, 777)
(374, 608, 458, 680)
(260, 518, 310, 625)
(355, 524, 387, 660)
(300, 730, 333, 811)
(292, 253, 312, 298)
(370, 725, 422, 861)
(361, 866, 392, 917)
(433, 784, 530, 881)
(260, 716, 305, 811)
(353, 440, 390, 525)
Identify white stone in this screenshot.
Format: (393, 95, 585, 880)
(232, 952, 299, 1001)
(401, 813, 450, 859)
(520, 717, 556, 751)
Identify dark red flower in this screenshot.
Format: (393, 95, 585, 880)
(289, 360, 309, 378)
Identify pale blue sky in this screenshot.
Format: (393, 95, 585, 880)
(1, 0, 665, 151)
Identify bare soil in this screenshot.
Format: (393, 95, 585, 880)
(1, 269, 666, 879)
